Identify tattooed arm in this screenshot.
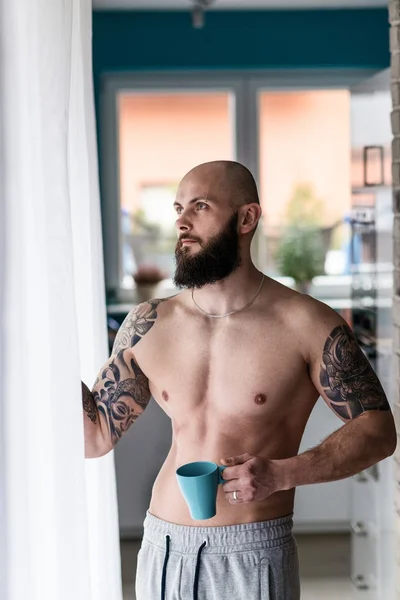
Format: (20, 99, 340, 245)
(83, 299, 165, 458)
(272, 298, 397, 490)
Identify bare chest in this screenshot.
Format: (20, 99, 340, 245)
(134, 315, 311, 423)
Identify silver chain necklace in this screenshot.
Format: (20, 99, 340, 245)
(191, 274, 265, 319)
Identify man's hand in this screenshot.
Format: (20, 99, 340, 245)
(220, 453, 279, 504)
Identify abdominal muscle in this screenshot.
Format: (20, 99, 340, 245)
(148, 418, 297, 527)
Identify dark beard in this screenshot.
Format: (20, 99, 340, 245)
(173, 212, 242, 289)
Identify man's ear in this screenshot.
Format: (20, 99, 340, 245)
(239, 203, 262, 234)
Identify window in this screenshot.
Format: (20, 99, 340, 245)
(117, 90, 235, 290)
(101, 71, 387, 303)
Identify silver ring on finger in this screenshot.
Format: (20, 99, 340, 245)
(233, 490, 238, 501)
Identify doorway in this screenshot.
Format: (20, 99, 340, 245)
(101, 68, 394, 598)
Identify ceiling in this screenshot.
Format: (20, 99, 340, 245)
(93, 0, 387, 10)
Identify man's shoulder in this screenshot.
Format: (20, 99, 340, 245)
(274, 290, 348, 360)
(278, 291, 341, 330)
(281, 290, 331, 315)
(129, 291, 184, 319)
(112, 293, 185, 356)
(275, 286, 343, 335)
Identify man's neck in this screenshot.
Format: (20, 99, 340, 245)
(190, 264, 264, 316)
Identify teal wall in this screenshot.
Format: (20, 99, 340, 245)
(92, 7, 390, 151)
(93, 8, 390, 75)
(93, 7, 390, 201)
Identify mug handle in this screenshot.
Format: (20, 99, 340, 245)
(218, 465, 226, 484)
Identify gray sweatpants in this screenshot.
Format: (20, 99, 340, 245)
(135, 511, 300, 600)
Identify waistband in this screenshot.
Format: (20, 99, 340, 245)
(142, 511, 294, 554)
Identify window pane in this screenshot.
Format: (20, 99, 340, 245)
(258, 90, 351, 281)
(118, 92, 234, 289)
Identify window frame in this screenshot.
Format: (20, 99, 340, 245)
(100, 69, 379, 301)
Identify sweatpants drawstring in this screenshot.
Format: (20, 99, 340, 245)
(161, 534, 170, 600)
(193, 540, 207, 600)
(160, 535, 207, 600)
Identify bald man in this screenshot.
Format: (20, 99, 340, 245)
(82, 161, 396, 600)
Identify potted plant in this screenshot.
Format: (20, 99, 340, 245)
(274, 226, 326, 293)
(274, 183, 326, 293)
(133, 264, 166, 303)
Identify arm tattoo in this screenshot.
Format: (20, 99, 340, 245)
(85, 298, 166, 446)
(112, 298, 167, 356)
(94, 353, 151, 446)
(82, 381, 97, 424)
(319, 324, 390, 421)
(83, 298, 166, 445)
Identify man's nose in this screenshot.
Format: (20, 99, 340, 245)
(176, 214, 192, 233)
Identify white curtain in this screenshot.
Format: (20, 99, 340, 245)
(0, 2, 123, 600)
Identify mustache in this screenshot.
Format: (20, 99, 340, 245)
(178, 235, 202, 244)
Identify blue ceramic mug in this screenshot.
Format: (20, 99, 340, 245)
(176, 461, 226, 520)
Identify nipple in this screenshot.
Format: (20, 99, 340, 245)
(254, 394, 267, 405)
(162, 391, 169, 402)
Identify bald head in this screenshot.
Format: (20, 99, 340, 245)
(180, 160, 260, 209)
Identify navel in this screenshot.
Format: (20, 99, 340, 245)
(162, 390, 169, 402)
(254, 393, 267, 405)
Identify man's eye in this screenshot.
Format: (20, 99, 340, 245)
(197, 202, 207, 210)
(176, 207, 183, 214)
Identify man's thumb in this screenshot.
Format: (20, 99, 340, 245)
(221, 454, 251, 466)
